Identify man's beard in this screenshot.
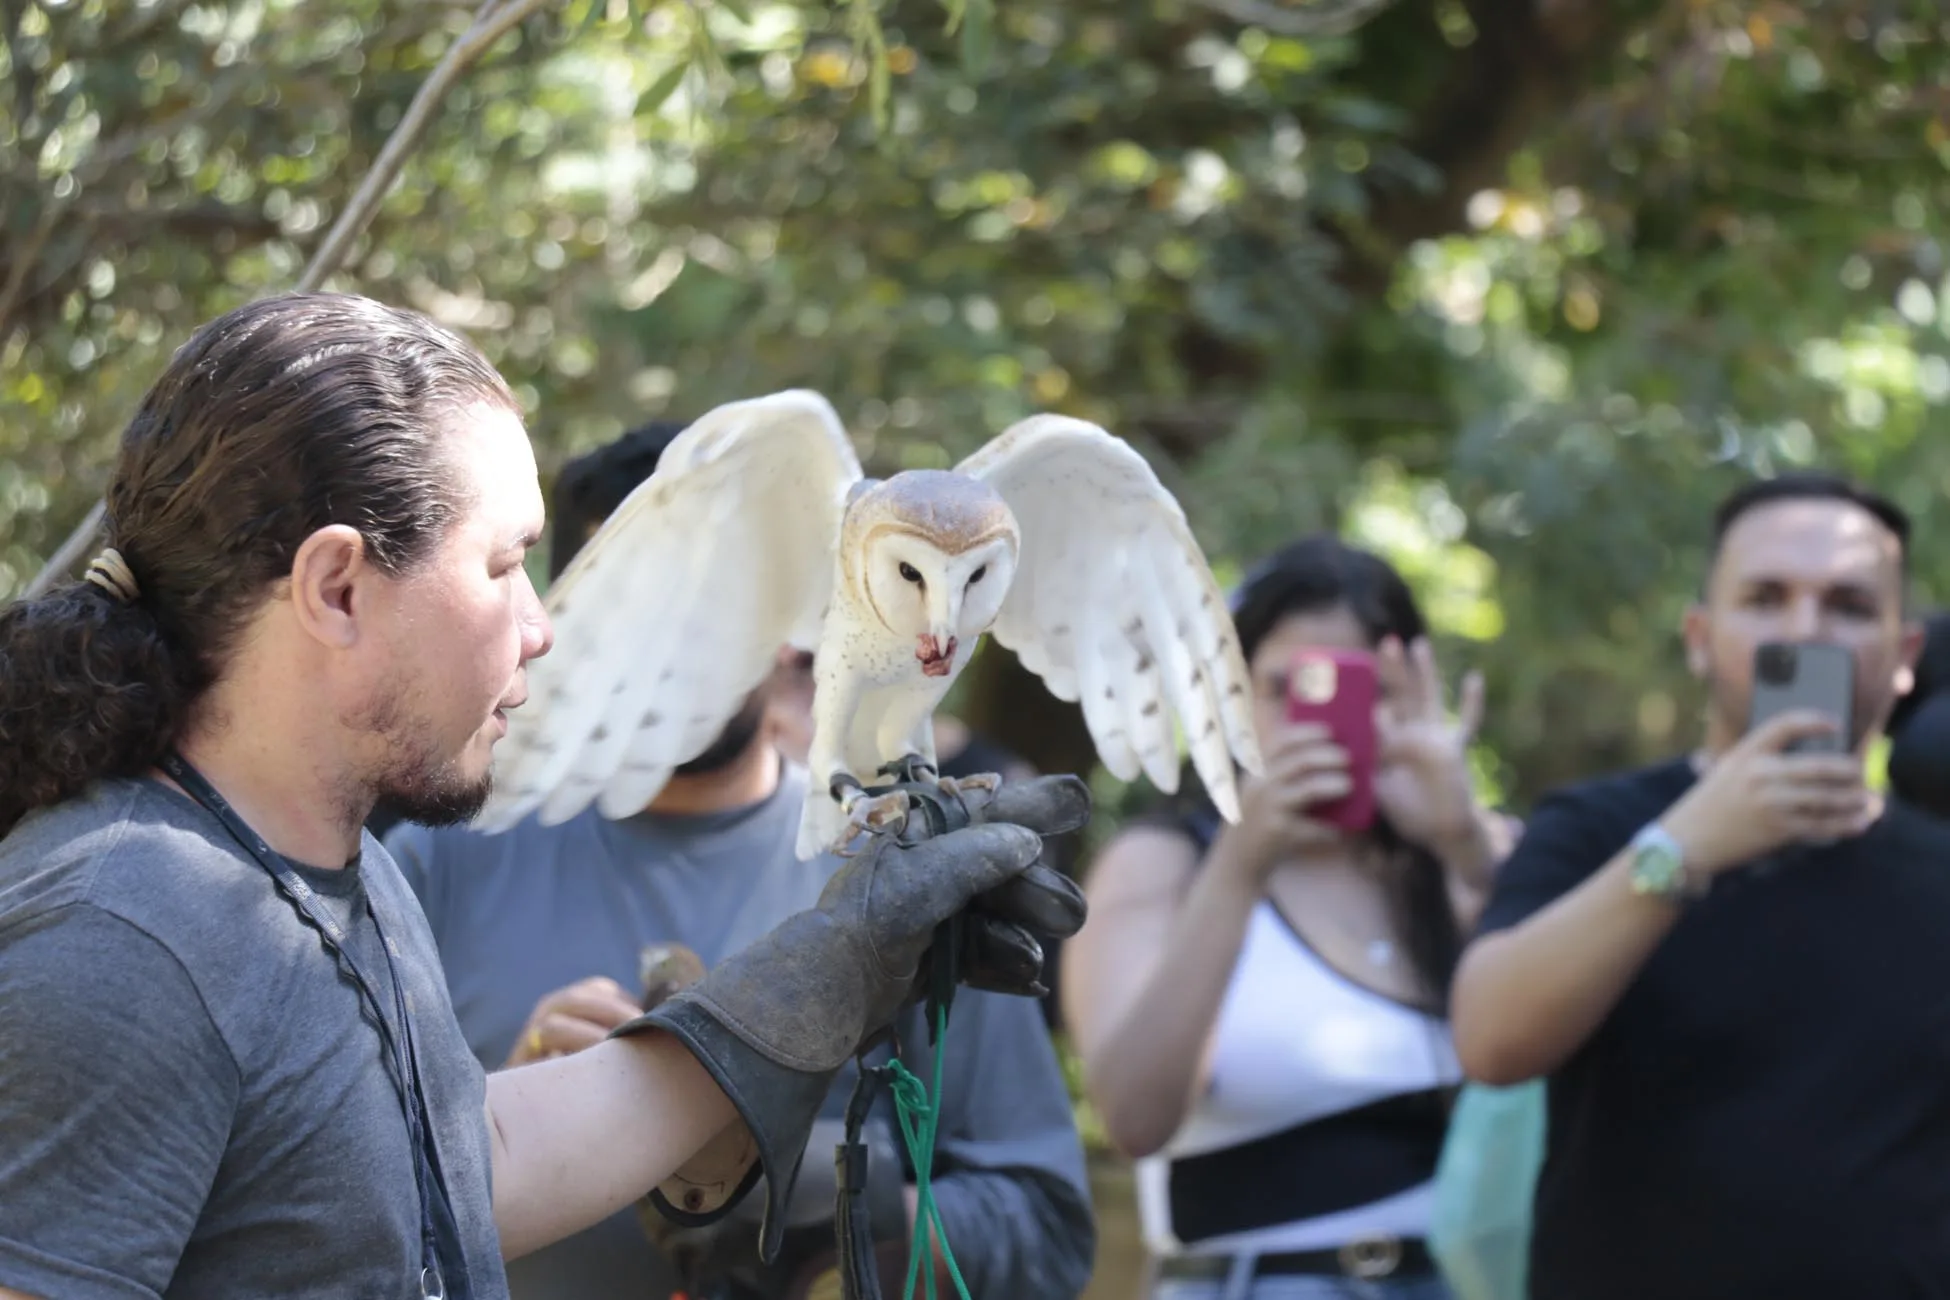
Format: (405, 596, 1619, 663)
(359, 685, 765, 835)
(374, 756, 494, 828)
(674, 695, 767, 777)
(354, 685, 495, 830)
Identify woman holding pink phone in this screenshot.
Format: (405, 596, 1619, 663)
(1061, 535, 1515, 1300)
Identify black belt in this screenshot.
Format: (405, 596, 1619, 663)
(1158, 1236, 1435, 1283)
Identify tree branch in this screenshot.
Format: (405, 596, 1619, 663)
(20, 0, 564, 601)
(0, 202, 59, 344)
(26, 500, 108, 603)
(299, 0, 559, 290)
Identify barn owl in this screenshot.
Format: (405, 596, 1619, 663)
(474, 390, 1262, 859)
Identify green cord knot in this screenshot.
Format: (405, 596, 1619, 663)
(887, 1002, 970, 1300)
(882, 1060, 932, 1122)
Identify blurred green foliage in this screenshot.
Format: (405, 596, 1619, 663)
(6, 0, 1950, 813)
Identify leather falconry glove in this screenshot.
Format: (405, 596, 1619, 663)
(611, 774, 1091, 1264)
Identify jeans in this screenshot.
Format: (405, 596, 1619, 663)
(1152, 1269, 1455, 1300)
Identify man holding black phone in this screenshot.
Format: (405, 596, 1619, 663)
(1450, 472, 1950, 1299)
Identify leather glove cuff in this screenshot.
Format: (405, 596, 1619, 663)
(615, 988, 840, 1264)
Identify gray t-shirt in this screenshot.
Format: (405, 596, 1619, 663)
(0, 778, 507, 1300)
(387, 763, 1095, 1300)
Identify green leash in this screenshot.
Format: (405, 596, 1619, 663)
(836, 958, 971, 1300)
(834, 765, 975, 1300)
(886, 1004, 970, 1300)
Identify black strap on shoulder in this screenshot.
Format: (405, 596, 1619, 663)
(1127, 800, 1222, 860)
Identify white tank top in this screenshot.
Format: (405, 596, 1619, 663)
(1135, 900, 1461, 1257)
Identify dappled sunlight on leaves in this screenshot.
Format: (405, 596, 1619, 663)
(9, 0, 1950, 806)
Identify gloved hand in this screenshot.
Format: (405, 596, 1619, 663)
(612, 774, 1091, 1263)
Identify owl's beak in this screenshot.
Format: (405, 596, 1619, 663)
(917, 632, 958, 677)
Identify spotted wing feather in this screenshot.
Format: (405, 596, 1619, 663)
(955, 416, 1261, 820)
(473, 390, 863, 833)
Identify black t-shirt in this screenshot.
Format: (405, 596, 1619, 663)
(1477, 758, 1950, 1300)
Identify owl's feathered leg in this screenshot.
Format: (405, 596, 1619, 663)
(798, 654, 892, 860)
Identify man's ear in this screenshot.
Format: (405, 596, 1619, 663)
(1681, 602, 1712, 680)
(1896, 618, 1926, 699)
(288, 525, 372, 650)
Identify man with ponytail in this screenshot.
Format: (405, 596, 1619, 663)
(0, 292, 1087, 1300)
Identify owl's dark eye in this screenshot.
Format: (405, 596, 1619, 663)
(898, 562, 923, 584)
(968, 565, 987, 585)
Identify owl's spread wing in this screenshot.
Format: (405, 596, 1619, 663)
(473, 390, 863, 833)
(956, 416, 1262, 820)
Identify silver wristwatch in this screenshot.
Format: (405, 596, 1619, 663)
(1626, 822, 1709, 904)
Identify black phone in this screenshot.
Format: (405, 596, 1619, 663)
(1748, 641, 1854, 754)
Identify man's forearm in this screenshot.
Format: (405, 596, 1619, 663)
(485, 1031, 741, 1261)
(1450, 848, 1681, 1085)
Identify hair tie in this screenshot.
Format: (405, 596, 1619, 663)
(84, 548, 141, 603)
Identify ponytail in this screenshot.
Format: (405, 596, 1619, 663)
(0, 576, 200, 838)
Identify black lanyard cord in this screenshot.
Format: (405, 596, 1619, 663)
(158, 751, 453, 1300)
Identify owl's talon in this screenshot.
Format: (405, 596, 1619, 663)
(937, 771, 1002, 802)
(827, 787, 912, 857)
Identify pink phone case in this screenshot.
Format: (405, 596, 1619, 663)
(1286, 649, 1378, 832)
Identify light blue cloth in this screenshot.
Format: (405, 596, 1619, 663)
(1427, 1081, 1547, 1300)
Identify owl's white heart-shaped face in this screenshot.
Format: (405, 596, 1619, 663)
(862, 531, 1018, 676)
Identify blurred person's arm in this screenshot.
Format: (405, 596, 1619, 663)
(1063, 726, 1352, 1158)
(920, 992, 1096, 1300)
(1059, 821, 1264, 1159)
(1449, 801, 1684, 1086)
(1453, 712, 1873, 1085)
(1372, 636, 1510, 930)
(1432, 804, 1518, 931)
